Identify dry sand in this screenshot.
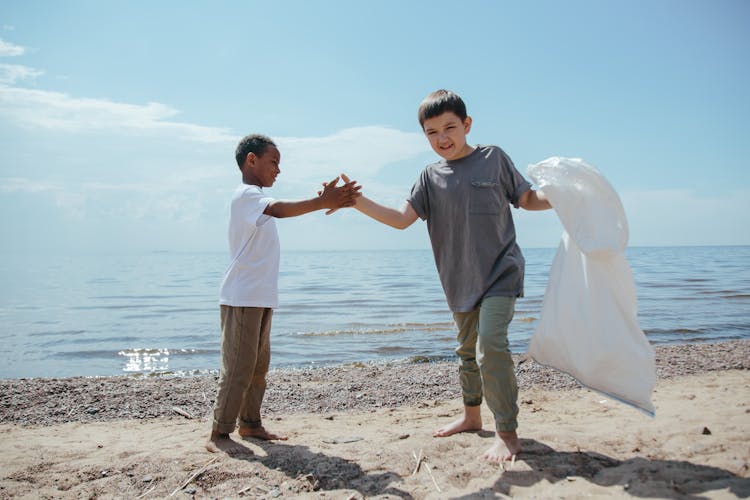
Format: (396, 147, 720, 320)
(1, 341, 749, 499)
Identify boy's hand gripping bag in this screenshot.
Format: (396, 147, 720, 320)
(527, 157, 656, 415)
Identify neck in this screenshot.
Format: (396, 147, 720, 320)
(452, 144, 475, 161)
(242, 172, 262, 187)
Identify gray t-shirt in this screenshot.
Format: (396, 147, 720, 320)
(407, 145, 531, 312)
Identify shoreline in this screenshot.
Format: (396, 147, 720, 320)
(1, 340, 748, 427)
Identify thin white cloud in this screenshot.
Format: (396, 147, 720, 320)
(0, 122, 429, 225)
(278, 126, 428, 180)
(0, 63, 43, 84)
(0, 69, 430, 228)
(0, 178, 62, 193)
(0, 175, 226, 196)
(0, 85, 237, 143)
(0, 61, 427, 171)
(0, 38, 24, 56)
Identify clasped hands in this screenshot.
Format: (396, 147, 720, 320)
(317, 173, 361, 215)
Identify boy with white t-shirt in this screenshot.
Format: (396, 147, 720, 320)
(206, 133, 361, 455)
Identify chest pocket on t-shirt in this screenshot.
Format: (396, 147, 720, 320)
(469, 180, 501, 215)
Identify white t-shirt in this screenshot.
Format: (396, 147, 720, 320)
(219, 184, 280, 308)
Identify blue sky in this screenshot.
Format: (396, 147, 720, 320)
(1, 0, 748, 254)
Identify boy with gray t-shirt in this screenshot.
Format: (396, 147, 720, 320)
(343, 89, 551, 463)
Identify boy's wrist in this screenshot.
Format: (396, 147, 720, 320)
(315, 195, 328, 210)
(319, 192, 341, 210)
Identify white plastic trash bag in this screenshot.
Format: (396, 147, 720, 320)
(527, 157, 656, 415)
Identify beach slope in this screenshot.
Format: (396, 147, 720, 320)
(1, 341, 748, 499)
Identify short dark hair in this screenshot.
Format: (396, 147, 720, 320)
(417, 89, 467, 128)
(235, 134, 277, 168)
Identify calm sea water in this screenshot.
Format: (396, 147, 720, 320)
(0, 246, 748, 379)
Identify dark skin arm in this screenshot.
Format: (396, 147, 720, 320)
(264, 176, 361, 218)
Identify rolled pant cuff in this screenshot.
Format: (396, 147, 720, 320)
(495, 421, 518, 433)
(239, 418, 262, 429)
(463, 398, 482, 407)
(212, 419, 236, 435)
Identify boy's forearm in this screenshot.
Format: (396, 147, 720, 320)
(265, 197, 326, 218)
(354, 196, 416, 229)
(520, 189, 552, 211)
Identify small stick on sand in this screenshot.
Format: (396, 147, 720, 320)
(423, 461, 441, 492)
(136, 484, 157, 499)
(510, 454, 517, 470)
(411, 449, 424, 475)
(171, 406, 194, 419)
(238, 484, 253, 495)
(169, 457, 218, 497)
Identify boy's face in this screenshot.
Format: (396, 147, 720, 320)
(422, 112, 473, 161)
(246, 146, 281, 187)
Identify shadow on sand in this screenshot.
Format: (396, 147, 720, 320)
(237, 438, 413, 498)
(452, 439, 750, 499)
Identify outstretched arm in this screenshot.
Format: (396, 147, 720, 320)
(519, 188, 552, 211)
(353, 196, 419, 230)
(335, 173, 418, 229)
(265, 176, 361, 218)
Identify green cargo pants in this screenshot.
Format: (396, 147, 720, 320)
(452, 295, 519, 432)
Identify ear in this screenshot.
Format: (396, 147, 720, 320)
(463, 116, 473, 134)
(244, 152, 257, 169)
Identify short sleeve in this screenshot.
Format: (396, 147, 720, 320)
(407, 169, 430, 220)
(237, 186, 274, 227)
(499, 150, 531, 208)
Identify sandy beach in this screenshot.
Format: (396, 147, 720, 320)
(1, 340, 749, 499)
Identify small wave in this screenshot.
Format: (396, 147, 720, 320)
(642, 282, 679, 288)
(374, 345, 411, 354)
(155, 307, 206, 314)
(293, 322, 455, 337)
(648, 334, 743, 345)
(41, 336, 139, 348)
(644, 328, 704, 335)
(72, 304, 146, 310)
(48, 349, 120, 359)
(30, 329, 87, 338)
(117, 347, 215, 356)
(93, 294, 192, 300)
(122, 313, 162, 319)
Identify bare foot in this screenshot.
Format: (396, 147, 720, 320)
(205, 431, 252, 455)
(239, 425, 288, 441)
(482, 431, 522, 464)
(433, 405, 483, 437)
